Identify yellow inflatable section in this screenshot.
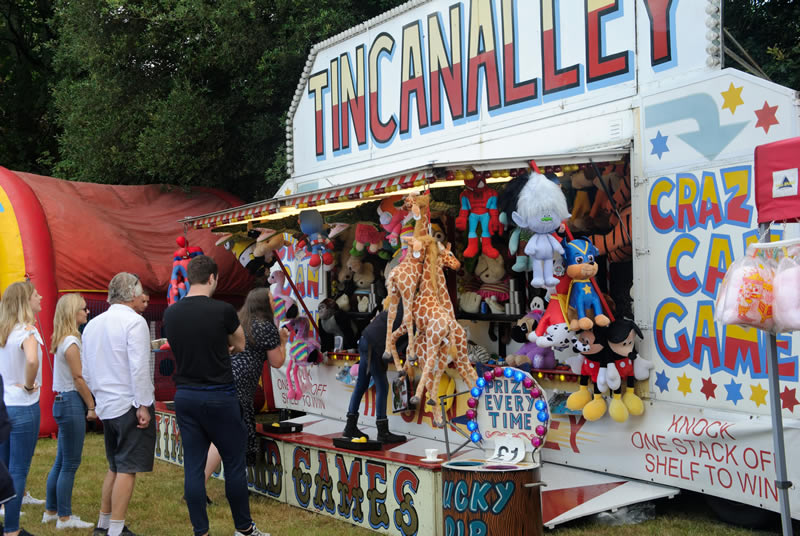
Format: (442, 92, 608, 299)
(0, 184, 26, 292)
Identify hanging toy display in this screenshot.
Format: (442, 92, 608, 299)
(563, 238, 611, 331)
(295, 209, 335, 269)
(509, 172, 571, 288)
(168, 236, 204, 305)
(284, 316, 322, 401)
(603, 319, 654, 422)
(456, 172, 502, 258)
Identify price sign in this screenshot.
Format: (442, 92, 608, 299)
(486, 435, 526, 463)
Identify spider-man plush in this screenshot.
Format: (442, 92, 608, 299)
(456, 174, 502, 258)
(168, 236, 204, 305)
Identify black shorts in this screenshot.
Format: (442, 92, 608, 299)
(103, 406, 156, 474)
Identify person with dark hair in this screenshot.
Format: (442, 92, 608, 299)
(343, 301, 407, 443)
(163, 255, 268, 536)
(82, 273, 154, 536)
(203, 287, 288, 480)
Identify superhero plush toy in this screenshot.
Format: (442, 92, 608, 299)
(456, 173, 501, 258)
(296, 210, 335, 268)
(168, 236, 204, 305)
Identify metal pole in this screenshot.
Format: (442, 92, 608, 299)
(273, 255, 319, 333)
(760, 224, 793, 536)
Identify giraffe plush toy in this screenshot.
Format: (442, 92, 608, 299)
(387, 241, 478, 426)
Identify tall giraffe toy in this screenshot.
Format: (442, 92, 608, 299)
(383, 192, 434, 369)
(388, 241, 478, 426)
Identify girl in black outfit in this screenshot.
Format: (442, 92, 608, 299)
(204, 288, 288, 478)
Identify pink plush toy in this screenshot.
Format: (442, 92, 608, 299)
(774, 255, 800, 332)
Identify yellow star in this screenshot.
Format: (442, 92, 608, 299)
(583, 285, 591, 295)
(721, 82, 744, 114)
(677, 373, 692, 396)
(284, 188, 293, 195)
(750, 383, 768, 407)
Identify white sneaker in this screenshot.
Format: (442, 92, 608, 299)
(56, 515, 95, 529)
(42, 511, 59, 523)
(0, 506, 25, 517)
(233, 523, 269, 536)
(22, 491, 45, 505)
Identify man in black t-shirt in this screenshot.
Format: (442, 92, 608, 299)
(163, 255, 267, 536)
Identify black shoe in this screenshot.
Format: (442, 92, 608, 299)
(18, 529, 37, 536)
(376, 418, 406, 444)
(92, 529, 108, 536)
(121, 526, 138, 536)
(342, 412, 368, 439)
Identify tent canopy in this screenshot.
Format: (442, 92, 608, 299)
(14, 171, 252, 297)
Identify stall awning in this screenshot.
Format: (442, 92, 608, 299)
(182, 170, 430, 229)
(182, 144, 630, 230)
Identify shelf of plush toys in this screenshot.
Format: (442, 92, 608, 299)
(311, 159, 634, 383)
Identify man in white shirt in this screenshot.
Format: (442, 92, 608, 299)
(82, 273, 155, 536)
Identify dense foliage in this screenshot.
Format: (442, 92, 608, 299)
(0, 1, 797, 201)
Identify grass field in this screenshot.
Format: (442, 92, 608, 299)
(14, 431, 787, 535)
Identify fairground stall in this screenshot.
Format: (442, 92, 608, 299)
(157, 0, 800, 534)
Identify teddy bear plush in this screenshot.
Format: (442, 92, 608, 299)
(474, 254, 509, 314)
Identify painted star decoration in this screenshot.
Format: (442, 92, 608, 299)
(725, 379, 743, 405)
(754, 101, 779, 133)
(749, 383, 768, 407)
(780, 386, 799, 412)
(650, 130, 669, 160)
(677, 373, 692, 397)
(655, 370, 670, 393)
(720, 82, 744, 114)
(700, 377, 717, 400)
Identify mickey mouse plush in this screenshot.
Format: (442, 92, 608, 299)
(563, 238, 610, 331)
(566, 327, 613, 421)
(605, 319, 654, 422)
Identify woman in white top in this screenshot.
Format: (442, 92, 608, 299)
(42, 294, 96, 530)
(0, 280, 43, 536)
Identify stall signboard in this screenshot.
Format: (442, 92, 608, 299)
(638, 70, 800, 417)
(155, 409, 440, 536)
(282, 440, 440, 536)
(286, 0, 717, 192)
(543, 400, 800, 516)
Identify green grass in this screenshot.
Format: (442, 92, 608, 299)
(23, 432, 372, 536)
(19, 432, 789, 535)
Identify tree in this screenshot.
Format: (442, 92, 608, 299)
(724, 0, 800, 90)
(51, 0, 406, 201)
(0, 0, 58, 175)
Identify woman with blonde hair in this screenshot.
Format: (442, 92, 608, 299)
(0, 280, 43, 536)
(41, 294, 95, 530)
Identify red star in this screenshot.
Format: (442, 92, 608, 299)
(700, 377, 718, 400)
(754, 101, 779, 133)
(780, 386, 799, 412)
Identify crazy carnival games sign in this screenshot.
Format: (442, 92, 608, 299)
(289, 0, 717, 190)
(640, 70, 800, 416)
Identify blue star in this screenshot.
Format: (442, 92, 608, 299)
(650, 130, 670, 160)
(655, 370, 670, 393)
(725, 379, 743, 405)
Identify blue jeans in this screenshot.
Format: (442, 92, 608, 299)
(46, 391, 86, 517)
(174, 385, 251, 536)
(348, 336, 389, 420)
(0, 403, 40, 532)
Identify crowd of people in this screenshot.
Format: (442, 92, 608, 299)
(0, 255, 288, 536)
